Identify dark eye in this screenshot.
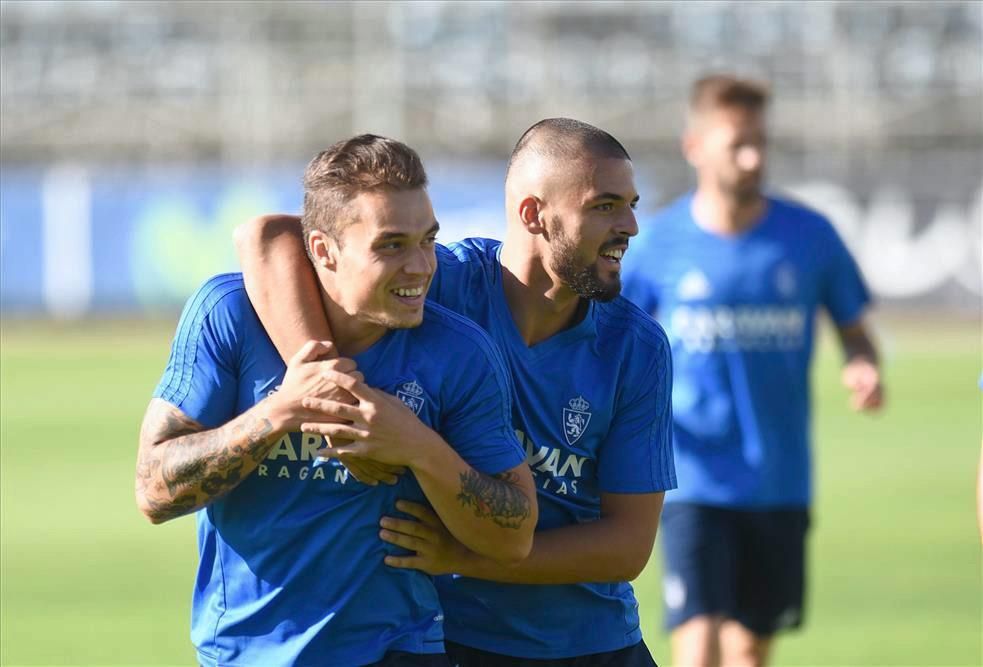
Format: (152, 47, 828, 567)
(596, 203, 614, 212)
(423, 235, 438, 246)
(629, 200, 639, 210)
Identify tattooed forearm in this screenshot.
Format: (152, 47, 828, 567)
(456, 470, 532, 529)
(135, 399, 278, 524)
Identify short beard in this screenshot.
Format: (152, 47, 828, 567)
(548, 217, 621, 303)
(721, 171, 763, 205)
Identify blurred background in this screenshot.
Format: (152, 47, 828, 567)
(1, 1, 980, 665)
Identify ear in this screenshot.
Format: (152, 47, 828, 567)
(517, 195, 548, 237)
(308, 230, 339, 271)
(681, 129, 701, 169)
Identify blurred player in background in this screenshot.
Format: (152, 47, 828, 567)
(621, 75, 884, 667)
(236, 119, 676, 666)
(135, 135, 536, 666)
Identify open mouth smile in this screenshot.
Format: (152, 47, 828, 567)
(599, 246, 626, 266)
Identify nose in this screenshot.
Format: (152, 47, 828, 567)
(736, 146, 762, 172)
(616, 206, 639, 238)
(404, 246, 435, 277)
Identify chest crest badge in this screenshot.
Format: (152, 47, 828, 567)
(396, 379, 425, 416)
(563, 396, 592, 446)
(677, 268, 712, 301)
(775, 262, 798, 298)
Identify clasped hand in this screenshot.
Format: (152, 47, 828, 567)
(274, 340, 408, 486)
(298, 368, 437, 471)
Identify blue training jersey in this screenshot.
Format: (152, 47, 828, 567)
(621, 193, 871, 509)
(153, 273, 525, 667)
(428, 239, 676, 659)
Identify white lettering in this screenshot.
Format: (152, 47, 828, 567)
(556, 481, 568, 495)
(267, 435, 298, 461)
(558, 454, 587, 477)
(312, 466, 326, 481)
(299, 465, 309, 480)
(526, 444, 549, 467)
(277, 465, 290, 478)
(671, 305, 808, 353)
(257, 464, 268, 477)
(537, 449, 560, 475)
(300, 434, 322, 461)
(335, 468, 350, 484)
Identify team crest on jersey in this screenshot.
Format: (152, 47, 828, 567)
(774, 262, 798, 298)
(396, 379, 425, 415)
(677, 269, 712, 301)
(563, 396, 592, 446)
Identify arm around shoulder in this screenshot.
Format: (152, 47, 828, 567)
(233, 213, 331, 362)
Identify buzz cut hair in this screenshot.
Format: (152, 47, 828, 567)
(506, 118, 631, 179)
(302, 134, 428, 250)
(689, 74, 770, 120)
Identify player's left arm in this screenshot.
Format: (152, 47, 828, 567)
(381, 491, 662, 582)
(383, 325, 675, 582)
(820, 216, 884, 413)
(835, 318, 884, 412)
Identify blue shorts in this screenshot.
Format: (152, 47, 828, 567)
(445, 640, 657, 666)
(660, 503, 810, 637)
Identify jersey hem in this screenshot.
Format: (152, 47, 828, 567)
(443, 626, 642, 660)
(196, 641, 444, 667)
(665, 497, 810, 510)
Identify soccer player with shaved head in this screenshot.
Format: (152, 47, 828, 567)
(136, 135, 536, 666)
(622, 74, 884, 667)
(236, 119, 675, 665)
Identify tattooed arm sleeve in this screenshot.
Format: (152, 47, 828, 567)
(410, 434, 536, 564)
(456, 469, 532, 530)
(134, 398, 282, 524)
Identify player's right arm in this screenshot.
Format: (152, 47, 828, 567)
(234, 214, 330, 360)
(135, 341, 363, 524)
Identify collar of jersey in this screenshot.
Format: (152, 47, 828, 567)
(491, 243, 598, 359)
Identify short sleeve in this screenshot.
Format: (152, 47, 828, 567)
(597, 328, 676, 493)
(438, 324, 525, 475)
(820, 221, 872, 326)
(153, 274, 243, 428)
(427, 243, 457, 310)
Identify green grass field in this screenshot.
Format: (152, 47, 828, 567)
(1, 315, 979, 666)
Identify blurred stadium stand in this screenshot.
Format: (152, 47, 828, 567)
(1, 1, 980, 314)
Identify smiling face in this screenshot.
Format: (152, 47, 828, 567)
(315, 187, 438, 337)
(542, 157, 640, 301)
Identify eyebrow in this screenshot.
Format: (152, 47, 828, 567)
(588, 193, 640, 204)
(373, 221, 440, 243)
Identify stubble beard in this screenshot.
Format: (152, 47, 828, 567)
(548, 216, 621, 303)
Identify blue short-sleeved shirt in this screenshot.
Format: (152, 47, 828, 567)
(622, 193, 871, 509)
(428, 239, 676, 659)
(153, 273, 525, 667)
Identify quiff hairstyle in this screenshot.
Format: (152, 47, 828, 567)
(505, 118, 631, 180)
(302, 134, 428, 251)
(688, 74, 770, 123)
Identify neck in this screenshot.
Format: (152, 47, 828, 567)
(320, 290, 387, 357)
(692, 183, 766, 236)
(500, 232, 586, 347)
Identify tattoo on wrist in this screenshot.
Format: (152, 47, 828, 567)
(456, 470, 531, 529)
